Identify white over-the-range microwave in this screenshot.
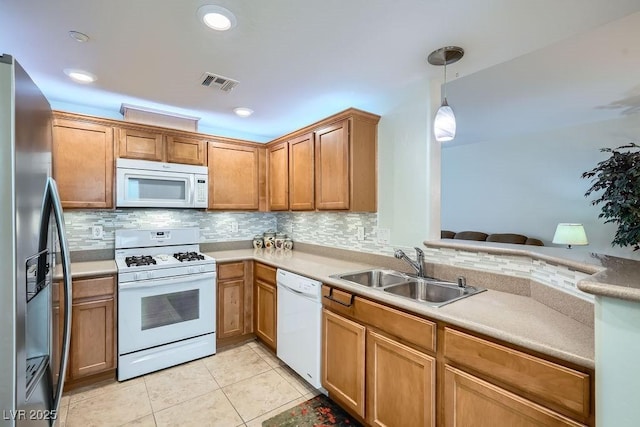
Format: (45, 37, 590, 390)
(116, 158, 208, 208)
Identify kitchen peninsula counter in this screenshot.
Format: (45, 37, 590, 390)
(208, 248, 595, 369)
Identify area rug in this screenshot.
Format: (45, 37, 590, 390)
(262, 394, 362, 427)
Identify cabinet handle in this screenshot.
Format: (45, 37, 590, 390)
(324, 288, 354, 307)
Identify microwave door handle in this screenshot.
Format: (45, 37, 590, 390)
(39, 178, 72, 421)
(119, 271, 216, 290)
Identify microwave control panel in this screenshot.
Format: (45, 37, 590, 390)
(195, 176, 208, 207)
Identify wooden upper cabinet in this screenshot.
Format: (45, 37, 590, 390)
(288, 132, 315, 210)
(208, 141, 259, 210)
(166, 135, 207, 166)
(118, 128, 164, 161)
(315, 120, 350, 210)
(52, 118, 114, 209)
(315, 113, 378, 212)
(268, 141, 289, 211)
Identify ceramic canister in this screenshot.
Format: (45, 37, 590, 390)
(284, 238, 293, 250)
(252, 235, 264, 249)
(263, 230, 276, 248)
(275, 232, 287, 249)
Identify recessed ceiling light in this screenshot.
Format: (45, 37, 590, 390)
(68, 30, 90, 42)
(64, 69, 97, 84)
(233, 107, 253, 117)
(197, 5, 237, 31)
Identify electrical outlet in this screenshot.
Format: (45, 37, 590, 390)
(91, 225, 103, 239)
(231, 221, 239, 233)
(376, 228, 390, 244)
(357, 226, 365, 241)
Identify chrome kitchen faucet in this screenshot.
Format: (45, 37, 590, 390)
(394, 247, 426, 278)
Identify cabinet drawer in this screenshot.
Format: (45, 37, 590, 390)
(217, 262, 245, 280)
(322, 285, 435, 353)
(72, 276, 116, 301)
(255, 262, 276, 285)
(444, 328, 590, 418)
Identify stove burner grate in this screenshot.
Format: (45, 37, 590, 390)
(173, 252, 205, 262)
(125, 255, 156, 267)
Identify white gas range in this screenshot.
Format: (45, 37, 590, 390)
(115, 228, 216, 381)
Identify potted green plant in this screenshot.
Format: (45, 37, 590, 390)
(582, 143, 640, 250)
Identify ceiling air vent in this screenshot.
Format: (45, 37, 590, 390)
(199, 72, 239, 92)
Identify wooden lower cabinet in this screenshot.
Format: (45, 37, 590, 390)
(216, 262, 254, 346)
(53, 275, 116, 388)
(366, 330, 435, 427)
(444, 366, 585, 427)
(254, 279, 277, 350)
(217, 279, 245, 339)
(253, 263, 277, 350)
(70, 298, 115, 378)
(322, 309, 366, 418)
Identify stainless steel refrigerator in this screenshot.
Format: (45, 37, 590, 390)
(0, 55, 72, 426)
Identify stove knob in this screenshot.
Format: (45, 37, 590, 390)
(199, 266, 205, 273)
(148, 271, 154, 279)
(135, 272, 147, 280)
(188, 266, 197, 274)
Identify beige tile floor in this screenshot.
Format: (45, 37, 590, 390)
(58, 340, 321, 427)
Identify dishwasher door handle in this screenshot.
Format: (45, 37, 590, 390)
(323, 287, 354, 307)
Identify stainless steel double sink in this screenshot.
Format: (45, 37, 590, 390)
(331, 269, 485, 308)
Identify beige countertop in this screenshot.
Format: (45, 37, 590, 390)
(53, 259, 116, 280)
(55, 248, 595, 369)
(207, 248, 595, 369)
(424, 239, 640, 303)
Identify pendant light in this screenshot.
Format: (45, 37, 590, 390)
(428, 46, 464, 142)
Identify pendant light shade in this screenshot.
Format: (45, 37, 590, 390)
(428, 46, 464, 142)
(433, 99, 456, 142)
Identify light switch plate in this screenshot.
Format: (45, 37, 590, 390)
(357, 227, 365, 241)
(377, 228, 390, 244)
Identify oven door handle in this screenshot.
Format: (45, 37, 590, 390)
(119, 271, 216, 290)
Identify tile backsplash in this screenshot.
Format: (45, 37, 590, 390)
(63, 209, 277, 251)
(64, 209, 594, 301)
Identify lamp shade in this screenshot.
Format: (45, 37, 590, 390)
(434, 101, 456, 142)
(552, 223, 588, 247)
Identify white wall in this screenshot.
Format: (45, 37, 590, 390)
(377, 76, 435, 247)
(441, 114, 640, 259)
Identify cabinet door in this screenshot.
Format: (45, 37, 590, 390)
(289, 132, 315, 210)
(52, 119, 114, 208)
(322, 309, 365, 418)
(268, 141, 289, 211)
(254, 280, 277, 350)
(366, 330, 435, 427)
(118, 128, 164, 161)
(208, 141, 259, 210)
(166, 135, 207, 165)
(217, 279, 245, 339)
(315, 120, 350, 210)
(444, 365, 585, 427)
(70, 298, 115, 379)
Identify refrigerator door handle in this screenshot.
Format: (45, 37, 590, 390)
(40, 177, 72, 421)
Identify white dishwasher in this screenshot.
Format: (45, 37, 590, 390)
(276, 269, 322, 389)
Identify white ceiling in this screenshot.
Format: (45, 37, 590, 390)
(446, 10, 640, 146)
(2, 0, 640, 142)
